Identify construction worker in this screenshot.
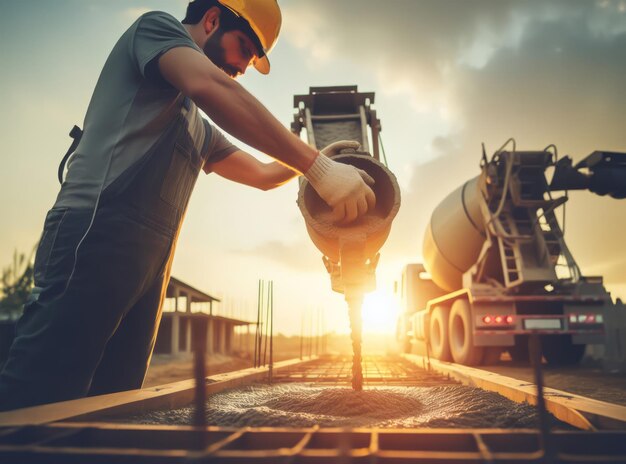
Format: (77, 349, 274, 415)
(0, 0, 375, 411)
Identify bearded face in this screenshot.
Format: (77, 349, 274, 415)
(203, 27, 257, 78)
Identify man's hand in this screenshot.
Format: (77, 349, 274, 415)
(305, 154, 376, 224)
(321, 140, 361, 157)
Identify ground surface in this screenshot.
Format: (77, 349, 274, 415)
(143, 353, 252, 387)
(410, 342, 626, 407)
(484, 360, 626, 406)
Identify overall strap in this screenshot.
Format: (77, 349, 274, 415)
(58, 125, 83, 184)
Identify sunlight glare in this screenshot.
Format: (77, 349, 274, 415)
(360, 289, 401, 335)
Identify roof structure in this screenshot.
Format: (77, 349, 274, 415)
(166, 276, 221, 303)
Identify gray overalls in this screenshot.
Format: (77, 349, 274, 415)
(0, 97, 210, 410)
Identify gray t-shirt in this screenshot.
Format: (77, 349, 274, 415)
(54, 11, 238, 209)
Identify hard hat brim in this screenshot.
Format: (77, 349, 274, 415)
(254, 55, 270, 75)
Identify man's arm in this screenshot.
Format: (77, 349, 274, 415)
(158, 46, 375, 223)
(159, 47, 316, 173)
(207, 150, 298, 190)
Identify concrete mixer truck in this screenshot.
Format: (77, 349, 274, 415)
(397, 140, 626, 368)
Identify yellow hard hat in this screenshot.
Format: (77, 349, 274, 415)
(218, 0, 282, 74)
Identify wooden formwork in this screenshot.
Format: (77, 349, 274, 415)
(0, 356, 318, 427)
(402, 353, 626, 430)
(2, 355, 626, 461)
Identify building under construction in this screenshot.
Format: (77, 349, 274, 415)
(155, 277, 253, 357)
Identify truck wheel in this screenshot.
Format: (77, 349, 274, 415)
(542, 335, 585, 366)
(429, 305, 452, 361)
(449, 299, 483, 365)
(396, 320, 412, 354)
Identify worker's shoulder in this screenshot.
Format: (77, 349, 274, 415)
(135, 10, 184, 30)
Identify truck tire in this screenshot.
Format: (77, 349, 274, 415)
(449, 299, 484, 365)
(396, 319, 412, 354)
(429, 305, 452, 361)
(542, 335, 585, 366)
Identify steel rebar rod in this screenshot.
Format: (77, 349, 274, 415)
(254, 280, 261, 368)
(530, 333, 554, 463)
(269, 281, 274, 384)
(262, 281, 270, 367)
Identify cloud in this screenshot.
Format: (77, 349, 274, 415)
(282, 0, 626, 294)
(283, 1, 626, 114)
(440, 12, 626, 283)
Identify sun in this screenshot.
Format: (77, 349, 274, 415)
(359, 289, 401, 335)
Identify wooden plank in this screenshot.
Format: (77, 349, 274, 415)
(0, 356, 318, 427)
(403, 354, 626, 430)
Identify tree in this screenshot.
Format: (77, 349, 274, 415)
(0, 248, 35, 320)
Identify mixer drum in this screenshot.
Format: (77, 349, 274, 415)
(423, 177, 485, 292)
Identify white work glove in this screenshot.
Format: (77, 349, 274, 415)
(321, 140, 361, 157)
(305, 147, 376, 224)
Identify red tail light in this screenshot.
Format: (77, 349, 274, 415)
(482, 314, 514, 325)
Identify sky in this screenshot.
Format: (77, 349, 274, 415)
(0, 0, 625, 336)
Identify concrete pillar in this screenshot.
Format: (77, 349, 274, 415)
(171, 313, 180, 355)
(206, 318, 214, 354)
(219, 321, 227, 354)
(174, 287, 180, 312)
(185, 318, 192, 353)
(225, 323, 232, 354)
(247, 325, 250, 357)
(185, 292, 191, 313)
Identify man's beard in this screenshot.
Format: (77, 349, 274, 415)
(203, 30, 240, 78)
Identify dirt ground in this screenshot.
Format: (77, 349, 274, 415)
(142, 332, 330, 387)
(483, 357, 626, 407)
(408, 342, 626, 406)
(143, 353, 253, 387)
(142, 333, 386, 387)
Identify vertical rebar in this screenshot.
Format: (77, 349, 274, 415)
(192, 317, 207, 428)
(257, 281, 265, 368)
(269, 280, 274, 384)
(263, 280, 270, 367)
(530, 333, 553, 462)
(300, 311, 304, 360)
(309, 308, 313, 357)
(254, 280, 261, 368)
(316, 306, 321, 355)
(324, 310, 328, 354)
(247, 324, 251, 361)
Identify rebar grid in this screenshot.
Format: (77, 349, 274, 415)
(272, 355, 457, 387)
(1, 423, 624, 463)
